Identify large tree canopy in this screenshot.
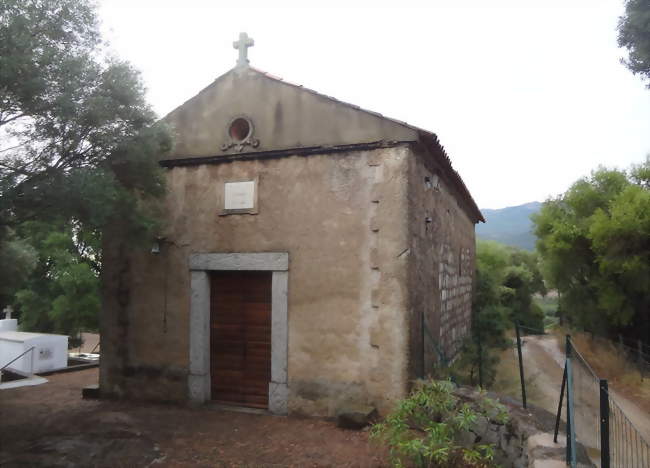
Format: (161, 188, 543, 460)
(618, 0, 650, 85)
(0, 0, 170, 232)
(0, 0, 171, 334)
(533, 158, 650, 342)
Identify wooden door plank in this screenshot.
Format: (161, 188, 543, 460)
(210, 271, 272, 408)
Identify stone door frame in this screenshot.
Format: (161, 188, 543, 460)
(188, 252, 289, 414)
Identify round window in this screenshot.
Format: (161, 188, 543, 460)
(229, 118, 251, 142)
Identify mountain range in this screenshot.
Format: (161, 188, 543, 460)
(476, 201, 542, 251)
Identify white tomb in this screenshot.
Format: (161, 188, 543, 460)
(0, 306, 68, 389)
(0, 331, 68, 374)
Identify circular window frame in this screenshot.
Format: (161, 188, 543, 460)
(227, 116, 254, 143)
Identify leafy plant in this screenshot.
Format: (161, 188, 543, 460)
(371, 380, 508, 467)
(13, 220, 100, 339)
(532, 158, 650, 342)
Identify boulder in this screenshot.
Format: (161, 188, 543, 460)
(335, 405, 377, 430)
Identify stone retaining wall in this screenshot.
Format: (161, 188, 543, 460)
(454, 387, 594, 468)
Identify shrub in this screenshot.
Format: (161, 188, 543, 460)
(371, 380, 508, 467)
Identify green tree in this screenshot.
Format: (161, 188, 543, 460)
(0, 227, 37, 307)
(459, 268, 509, 388)
(0, 0, 170, 233)
(14, 220, 100, 338)
(475, 241, 545, 330)
(0, 0, 171, 330)
(590, 182, 650, 329)
(618, 0, 650, 86)
(454, 241, 546, 387)
(533, 160, 650, 342)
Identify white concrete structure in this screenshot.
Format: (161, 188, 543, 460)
(0, 306, 18, 333)
(0, 331, 68, 374)
(0, 318, 18, 333)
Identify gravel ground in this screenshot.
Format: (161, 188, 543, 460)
(0, 368, 386, 467)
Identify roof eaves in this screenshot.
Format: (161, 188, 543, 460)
(419, 132, 485, 224)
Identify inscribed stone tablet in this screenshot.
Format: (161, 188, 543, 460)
(224, 181, 255, 210)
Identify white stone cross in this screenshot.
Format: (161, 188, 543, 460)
(2, 305, 12, 319)
(233, 32, 254, 67)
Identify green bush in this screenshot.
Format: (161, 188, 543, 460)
(371, 380, 509, 467)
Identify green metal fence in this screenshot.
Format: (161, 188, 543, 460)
(511, 325, 650, 467)
(549, 336, 650, 467)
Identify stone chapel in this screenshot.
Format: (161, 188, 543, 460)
(100, 33, 484, 416)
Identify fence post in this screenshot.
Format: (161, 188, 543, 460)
(600, 379, 610, 468)
(566, 335, 577, 468)
(638, 340, 645, 381)
(477, 330, 483, 388)
(554, 363, 567, 443)
(515, 322, 527, 409)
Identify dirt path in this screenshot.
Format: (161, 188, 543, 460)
(519, 336, 566, 414)
(0, 368, 385, 467)
(519, 335, 650, 466)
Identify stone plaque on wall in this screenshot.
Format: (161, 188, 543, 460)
(221, 179, 258, 215)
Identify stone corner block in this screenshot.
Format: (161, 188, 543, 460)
(269, 382, 289, 415)
(188, 374, 210, 404)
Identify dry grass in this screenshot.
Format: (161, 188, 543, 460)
(491, 346, 521, 398)
(490, 339, 551, 411)
(551, 328, 650, 414)
(489, 331, 521, 399)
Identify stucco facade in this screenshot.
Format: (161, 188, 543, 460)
(100, 65, 483, 416)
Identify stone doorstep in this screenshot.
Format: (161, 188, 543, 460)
(207, 403, 269, 415)
(82, 384, 100, 399)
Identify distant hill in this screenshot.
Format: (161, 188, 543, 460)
(476, 201, 542, 251)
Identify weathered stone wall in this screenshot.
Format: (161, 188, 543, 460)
(438, 239, 473, 360)
(101, 146, 412, 416)
(406, 148, 476, 379)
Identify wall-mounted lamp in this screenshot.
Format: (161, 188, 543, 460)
(149, 236, 170, 333)
(151, 237, 166, 254)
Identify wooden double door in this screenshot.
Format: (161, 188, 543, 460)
(210, 271, 272, 409)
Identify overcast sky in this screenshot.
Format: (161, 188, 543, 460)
(99, 0, 650, 209)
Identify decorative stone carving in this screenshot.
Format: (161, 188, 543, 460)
(221, 116, 260, 152)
